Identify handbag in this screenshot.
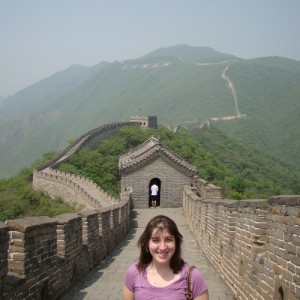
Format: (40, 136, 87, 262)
(185, 266, 196, 300)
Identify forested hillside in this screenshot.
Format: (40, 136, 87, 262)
(57, 126, 300, 200)
(1, 124, 299, 221)
(217, 59, 300, 170)
(0, 126, 300, 221)
(0, 45, 299, 179)
(0, 152, 75, 222)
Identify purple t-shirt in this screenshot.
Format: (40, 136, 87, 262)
(125, 262, 208, 300)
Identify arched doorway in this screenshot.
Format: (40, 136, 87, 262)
(149, 178, 161, 207)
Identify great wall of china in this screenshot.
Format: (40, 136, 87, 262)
(0, 117, 299, 299)
(168, 62, 247, 132)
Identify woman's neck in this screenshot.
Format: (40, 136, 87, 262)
(150, 261, 172, 273)
(147, 262, 179, 287)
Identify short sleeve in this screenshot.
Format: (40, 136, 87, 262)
(124, 263, 138, 292)
(191, 267, 208, 297)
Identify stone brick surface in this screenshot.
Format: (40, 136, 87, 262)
(0, 201, 131, 300)
(183, 188, 300, 300)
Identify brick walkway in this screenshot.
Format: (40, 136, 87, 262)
(61, 208, 234, 300)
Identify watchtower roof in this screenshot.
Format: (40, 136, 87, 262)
(119, 136, 197, 176)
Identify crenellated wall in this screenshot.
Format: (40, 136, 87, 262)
(33, 168, 116, 209)
(191, 176, 222, 199)
(33, 121, 140, 209)
(0, 197, 131, 300)
(35, 121, 138, 172)
(183, 186, 300, 300)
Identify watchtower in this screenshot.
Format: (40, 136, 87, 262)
(130, 115, 157, 129)
(119, 136, 196, 208)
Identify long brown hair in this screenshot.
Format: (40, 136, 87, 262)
(136, 215, 184, 273)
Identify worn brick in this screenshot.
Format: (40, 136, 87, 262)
(285, 242, 298, 255)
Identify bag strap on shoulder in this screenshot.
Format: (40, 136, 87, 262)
(185, 265, 196, 300)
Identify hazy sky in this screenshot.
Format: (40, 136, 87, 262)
(1, 0, 299, 97)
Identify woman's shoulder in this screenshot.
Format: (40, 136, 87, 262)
(127, 262, 139, 273)
(182, 262, 198, 271)
(182, 262, 194, 272)
(182, 263, 205, 280)
(182, 262, 208, 295)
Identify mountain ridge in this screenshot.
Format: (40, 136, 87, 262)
(141, 44, 238, 62)
(0, 44, 299, 178)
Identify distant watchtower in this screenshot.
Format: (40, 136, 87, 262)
(130, 115, 157, 129)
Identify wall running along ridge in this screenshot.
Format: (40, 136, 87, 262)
(1, 119, 299, 299)
(33, 121, 140, 209)
(0, 122, 137, 299)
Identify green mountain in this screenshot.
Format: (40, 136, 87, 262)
(215, 59, 300, 170)
(0, 45, 299, 179)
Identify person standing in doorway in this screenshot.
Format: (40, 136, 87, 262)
(150, 183, 159, 208)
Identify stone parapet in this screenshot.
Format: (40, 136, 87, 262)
(33, 168, 115, 209)
(183, 187, 300, 300)
(191, 176, 222, 199)
(33, 121, 140, 210)
(35, 121, 137, 171)
(0, 201, 131, 300)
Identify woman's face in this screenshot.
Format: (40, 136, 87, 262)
(148, 227, 176, 265)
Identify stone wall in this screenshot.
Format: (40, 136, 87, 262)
(33, 169, 116, 209)
(183, 186, 300, 300)
(0, 198, 131, 300)
(33, 121, 140, 210)
(191, 176, 222, 199)
(35, 121, 137, 172)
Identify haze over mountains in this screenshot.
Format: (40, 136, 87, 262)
(0, 44, 299, 179)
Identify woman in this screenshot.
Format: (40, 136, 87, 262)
(123, 215, 209, 300)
